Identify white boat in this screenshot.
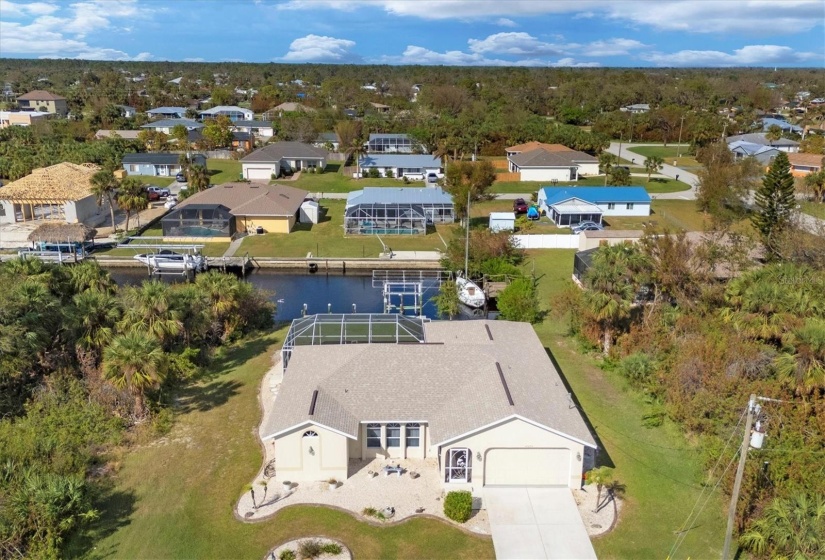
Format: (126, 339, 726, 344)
(456, 274, 486, 308)
(134, 250, 206, 272)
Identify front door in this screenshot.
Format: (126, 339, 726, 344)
(301, 431, 321, 480)
(446, 448, 471, 483)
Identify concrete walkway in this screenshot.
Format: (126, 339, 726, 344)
(222, 237, 245, 257)
(605, 142, 698, 200)
(485, 488, 597, 560)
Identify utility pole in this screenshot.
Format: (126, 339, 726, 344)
(464, 188, 471, 275)
(677, 114, 686, 157)
(722, 394, 757, 560)
(629, 111, 635, 143)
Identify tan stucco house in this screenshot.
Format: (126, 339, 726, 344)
(262, 317, 597, 494)
(16, 90, 68, 116)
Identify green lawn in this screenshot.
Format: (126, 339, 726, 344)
(128, 175, 175, 187)
(800, 200, 825, 220)
(603, 200, 710, 231)
(70, 332, 494, 560)
(238, 200, 450, 258)
(525, 250, 725, 559)
(627, 146, 700, 170)
(470, 200, 574, 234)
(492, 177, 690, 195)
(207, 159, 242, 184)
(289, 163, 427, 193)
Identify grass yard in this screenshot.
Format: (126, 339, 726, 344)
(206, 159, 242, 184)
(129, 175, 175, 187)
(800, 200, 825, 220)
(627, 146, 701, 170)
(470, 200, 574, 234)
(70, 331, 494, 559)
(604, 200, 710, 231)
(492, 177, 690, 195)
(290, 162, 427, 193)
(238, 200, 450, 258)
(525, 250, 725, 559)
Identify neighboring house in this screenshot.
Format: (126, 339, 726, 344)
(357, 154, 441, 180)
(313, 132, 341, 151)
(141, 118, 204, 134)
(263, 102, 316, 119)
(761, 117, 803, 134)
(620, 103, 650, 114)
(726, 133, 799, 153)
(241, 142, 328, 180)
(537, 186, 652, 227)
(0, 162, 102, 225)
(116, 105, 137, 118)
(198, 105, 254, 122)
(231, 120, 274, 138)
(369, 102, 390, 113)
(727, 140, 782, 165)
(168, 77, 183, 85)
(121, 153, 206, 177)
(0, 111, 51, 128)
(262, 316, 596, 490)
(367, 133, 422, 153)
(16, 90, 68, 116)
(161, 182, 308, 239)
(94, 129, 141, 140)
(146, 106, 187, 119)
(344, 187, 455, 234)
(508, 148, 599, 181)
(787, 152, 824, 177)
(187, 129, 253, 151)
(505, 141, 573, 158)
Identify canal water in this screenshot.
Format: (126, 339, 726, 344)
(107, 268, 444, 322)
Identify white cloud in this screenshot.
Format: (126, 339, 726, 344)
(386, 45, 598, 67)
(280, 34, 359, 62)
(184, 57, 206, 62)
(468, 32, 567, 56)
(641, 44, 821, 66)
(0, 1, 58, 17)
(583, 38, 648, 57)
(495, 18, 517, 27)
(550, 58, 601, 68)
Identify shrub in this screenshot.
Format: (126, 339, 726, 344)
(617, 352, 656, 387)
(298, 539, 323, 559)
(385, 168, 394, 178)
(321, 543, 343, 555)
(362, 506, 377, 517)
(368, 167, 380, 178)
(278, 550, 296, 560)
(443, 490, 473, 523)
(497, 276, 541, 323)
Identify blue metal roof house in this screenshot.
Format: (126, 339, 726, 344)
(537, 186, 651, 227)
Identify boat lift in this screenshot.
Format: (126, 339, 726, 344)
(372, 270, 451, 316)
(117, 237, 205, 277)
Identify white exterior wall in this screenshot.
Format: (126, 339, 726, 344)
(70, 195, 100, 223)
(519, 167, 574, 182)
(576, 162, 600, 176)
(282, 157, 326, 171)
(598, 202, 650, 217)
(273, 424, 349, 482)
(0, 201, 14, 224)
(438, 417, 587, 493)
(489, 216, 515, 232)
(243, 162, 279, 180)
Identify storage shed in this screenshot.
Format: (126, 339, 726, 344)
(489, 212, 516, 232)
(300, 200, 319, 224)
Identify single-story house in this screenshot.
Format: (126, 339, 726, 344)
(241, 142, 329, 180)
(231, 120, 274, 138)
(16, 90, 68, 116)
(314, 132, 341, 151)
(116, 105, 137, 118)
(198, 105, 254, 122)
(344, 187, 455, 234)
(787, 152, 824, 177)
(357, 154, 441, 180)
(505, 142, 573, 158)
(369, 102, 390, 113)
(161, 182, 308, 240)
(0, 162, 103, 225)
(141, 118, 204, 134)
(489, 212, 516, 232)
(122, 153, 206, 177)
(761, 117, 803, 134)
(727, 140, 782, 165)
(146, 106, 187, 119)
(538, 186, 651, 227)
(508, 148, 599, 181)
(620, 103, 650, 114)
(726, 133, 799, 153)
(94, 129, 141, 140)
(263, 102, 316, 120)
(262, 316, 597, 491)
(0, 110, 51, 128)
(367, 133, 422, 154)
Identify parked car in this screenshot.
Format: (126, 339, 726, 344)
(572, 221, 604, 233)
(175, 172, 187, 182)
(426, 172, 439, 184)
(146, 185, 171, 198)
(513, 198, 529, 214)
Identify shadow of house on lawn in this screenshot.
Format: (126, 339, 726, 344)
(65, 483, 137, 560)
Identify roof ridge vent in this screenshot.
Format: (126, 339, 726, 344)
(495, 362, 514, 406)
(309, 389, 318, 415)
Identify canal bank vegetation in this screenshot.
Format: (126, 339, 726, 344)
(0, 259, 274, 558)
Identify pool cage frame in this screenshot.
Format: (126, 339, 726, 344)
(161, 204, 236, 238)
(344, 201, 455, 235)
(280, 313, 428, 372)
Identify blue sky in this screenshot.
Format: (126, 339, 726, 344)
(1, 0, 823, 67)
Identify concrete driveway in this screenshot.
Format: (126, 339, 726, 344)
(484, 487, 597, 560)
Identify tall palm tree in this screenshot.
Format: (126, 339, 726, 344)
(765, 124, 783, 144)
(186, 164, 210, 193)
(119, 281, 183, 346)
(644, 155, 665, 184)
(803, 169, 825, 203)
(67, 260, 115, 293)
(90, 169, 118, 231)
(102, 331, 165, 418)
(115, 177, 148, 232)
(599, 152, 616, 186)
(739, 493, 825, 559)
(71, 290, 121, 360)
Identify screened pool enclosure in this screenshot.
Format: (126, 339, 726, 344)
(344, 187, 455, 235)
(161, 204, 235, 238)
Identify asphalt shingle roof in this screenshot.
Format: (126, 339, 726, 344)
(177, 182, 308, 217)
(510, 148, 597, 168)
(241, 142, 328, 163)
(17, 90, 65, 101)
(262, 320, 597, 448)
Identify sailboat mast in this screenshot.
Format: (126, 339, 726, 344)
(464, 188, 470, 275)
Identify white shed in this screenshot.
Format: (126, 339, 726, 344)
(299, 200, 319, 224)
(489, 212, 516, 232)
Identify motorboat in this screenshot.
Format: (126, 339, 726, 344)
(133, 249, 206, 272)
(456, 273, 486, 309)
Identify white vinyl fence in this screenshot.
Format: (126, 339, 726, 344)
(512, 234, 581, 249)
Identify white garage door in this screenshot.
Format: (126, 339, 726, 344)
(485, 448, 570, 486)
(245, 166, 272, 180)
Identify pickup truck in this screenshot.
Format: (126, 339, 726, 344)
(145, 185, 171, 200)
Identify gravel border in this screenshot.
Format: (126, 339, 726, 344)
(265, 537, 351, 560)
(573, 485, 623, 536)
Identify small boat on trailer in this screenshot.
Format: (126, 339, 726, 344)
(133, 249, 206, 272)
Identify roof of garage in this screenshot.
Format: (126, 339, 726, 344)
(263, 319, 597, 448)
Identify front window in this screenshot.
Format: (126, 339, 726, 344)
(446, 448, 471, 483)
(386, 423, 401, 447)
(303, 430, 318, 437)
(607, 203, 615, 210)
(406, 423, 420, 447)
(366, 423, 381, 448)
(626, 203, 634, 210)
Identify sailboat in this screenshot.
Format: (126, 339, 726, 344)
(456, 190, 486, 309)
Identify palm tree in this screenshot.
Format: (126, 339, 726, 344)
(115, 177, 148, 232)
(67, 260, 115, 293)
(186, 164, 210, 193)
(119, 281, 183, 346)
(739, 493, 825, 559)
(765, 124, 783, 144)
(71, 290, 121, 360)
(102, 331, 165, 418)
(90, 169, 118, 231)
(803, 169, 825, 203)
(774, 318, 825, 393)
(587, 466, 614, 512)
(644, 155, 665, 184)
(599, 152, 616, 186)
